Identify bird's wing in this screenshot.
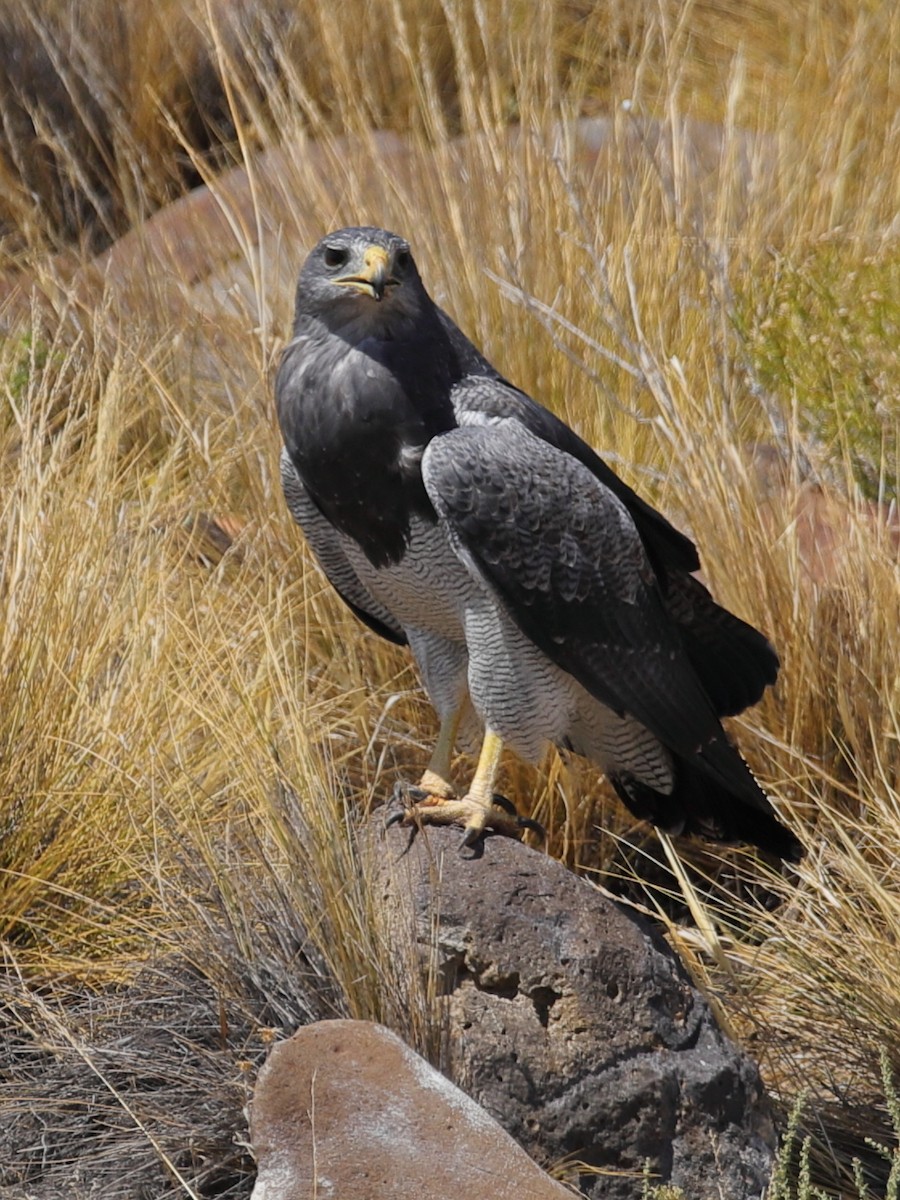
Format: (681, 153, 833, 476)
(280, 448, 407, 645)
(447, 373, 779, 715)
(422, 419, 766, 807)
(446, 371, 701, 576)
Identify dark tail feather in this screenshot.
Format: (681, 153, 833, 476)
(664, 573, 780, 718)
(610, 755, 802, 862)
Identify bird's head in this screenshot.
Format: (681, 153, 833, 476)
(293, 226, 430, 340)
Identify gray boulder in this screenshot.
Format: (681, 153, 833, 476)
(367, 818, 776, 1199)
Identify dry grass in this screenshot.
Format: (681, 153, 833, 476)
(1, 1, 899, 1196)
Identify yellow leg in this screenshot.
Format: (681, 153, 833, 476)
(464, 729, 505, 816)
(418, 700, 466, 799)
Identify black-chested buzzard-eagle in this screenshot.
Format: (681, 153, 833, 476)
(275, 225, 800, 861)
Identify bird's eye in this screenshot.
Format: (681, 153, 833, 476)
(394, 249, 411, 272)
(323, 245, 349, 269)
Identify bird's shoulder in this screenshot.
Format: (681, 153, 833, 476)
(438, 361, 700, 578)
(422, 419, 649, 618)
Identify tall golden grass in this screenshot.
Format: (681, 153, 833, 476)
(1, 0, 898, 1195)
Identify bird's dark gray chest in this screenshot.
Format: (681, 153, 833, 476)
(277, 326, 456, 568)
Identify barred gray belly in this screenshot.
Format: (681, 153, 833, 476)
(342, 516, 473, 635)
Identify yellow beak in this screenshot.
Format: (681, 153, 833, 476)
(336, 245, 391, 301)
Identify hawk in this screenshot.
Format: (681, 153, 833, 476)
(276, 225, 801, 861)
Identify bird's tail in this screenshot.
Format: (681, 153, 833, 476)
(609, 753, 802, 862)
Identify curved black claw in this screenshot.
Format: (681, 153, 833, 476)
(517, 815, 546, 841)
(459, 826, 486, 858)
(493, 793, 546, 842)
(390, 780, 430, 807)
(384, 780, 426, 852)
(385, 780, 428, 822)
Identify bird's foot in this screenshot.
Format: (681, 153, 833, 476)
(416, 768, 456, 800)
(386, 781, 544, 851)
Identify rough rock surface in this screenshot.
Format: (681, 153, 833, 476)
(366, 818, 776, 1200)
(249, 1018, 574, 1200)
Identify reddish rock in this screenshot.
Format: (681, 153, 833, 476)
(1, 116, 772, 328)
(249, 1019, 574, 1200)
